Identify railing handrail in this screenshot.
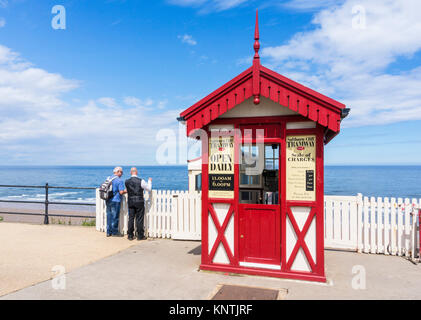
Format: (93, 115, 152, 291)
(0, 183, 96, 224)
(0, 184, 96, 190)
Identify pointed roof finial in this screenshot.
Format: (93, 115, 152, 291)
(254, 9, 260, 60)
(253, 9, 261, 105)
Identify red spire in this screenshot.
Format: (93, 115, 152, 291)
(252, 9, 260, 105)
(254, 9, 260, 60)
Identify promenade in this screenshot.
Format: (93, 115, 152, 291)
(0, 222, 135, 297)
(1, 223, 421, 299)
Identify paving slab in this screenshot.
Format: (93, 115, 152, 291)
(2, 236, 421, 300)
(0, 222, 136, 297)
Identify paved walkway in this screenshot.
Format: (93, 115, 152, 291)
(2, 235, 421, 299)
(0, 222, 136, 297)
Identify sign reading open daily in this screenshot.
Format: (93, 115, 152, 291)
(286, 135, 316, 201)
(208, 136, 234, 199)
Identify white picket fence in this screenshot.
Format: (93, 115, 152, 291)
(95, 189, 201, 240)
(325, 194, 421, 258)
(96, 190, 420, 258)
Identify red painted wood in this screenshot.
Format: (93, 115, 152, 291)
(199, 263, 326, 282)
(270, 83, 279, 102)
(181, 65, 345, 140)
(260, 66, 345, 111)
(298, 98, 309, 117)
(285, 206, 316, 271)
(201, 132, 210, 265)
(252, 10, 261, 105)
(315, 126, 325, 276)
(288, 92, 298, 112)
(227, 92, 236, 110)
(261, 77, 270, 98)
(278, 87, 289, 108)
(208, 204, 235, 265)
(282, 126, 325, 278)
(185, 11, 338, 282)
(239, 204, 281, 266)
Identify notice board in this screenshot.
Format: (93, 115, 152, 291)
(286, 135, 316, 201)
(208, 136, 235, 199)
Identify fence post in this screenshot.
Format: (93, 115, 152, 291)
(356, 193, 363, 253)
(44, 183, 49, 225)
(172, 194, 179, 239)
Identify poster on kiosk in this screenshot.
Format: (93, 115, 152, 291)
(179, 11, 349, 282)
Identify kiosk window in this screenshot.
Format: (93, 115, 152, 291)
(239, 144, 279, 204)
(195, 173, 202, 191)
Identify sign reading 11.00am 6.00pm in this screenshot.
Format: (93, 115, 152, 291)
(208, 136, 234, 199)
(286, 135, 316, 201)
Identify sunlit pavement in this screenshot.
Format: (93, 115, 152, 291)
(2, 232, 421, 299)
(0, 222, 136, 297)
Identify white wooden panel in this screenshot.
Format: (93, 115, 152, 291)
(304, 216, 316, 264)
(325, 199, 333, 243)
(404, 198, 411, 257)
(370, 197, 376, 254)
(213, 243, 230, 264)
(377, 197, 383, 253)
(363, 196, 370, 253)
(291, 248, 311, 272)
(397, 198, 403, 256)
(286, 216, 297, 262)
(94, 192, 420, 259)
(383, 198, 390, 255)
(390, 197, 397, 255)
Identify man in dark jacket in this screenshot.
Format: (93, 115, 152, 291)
(125, 167, 152, 241)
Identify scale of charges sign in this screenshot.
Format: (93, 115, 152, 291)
(286, 135, 316, 201)
(208, 136, 234, 199)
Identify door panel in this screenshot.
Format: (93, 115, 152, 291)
(239, 204, 280, 265)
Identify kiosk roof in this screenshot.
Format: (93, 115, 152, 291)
(179, 10, 348, 144)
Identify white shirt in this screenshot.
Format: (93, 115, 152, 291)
(131, 175, 152, 192)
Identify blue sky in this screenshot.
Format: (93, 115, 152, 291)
(0, 0, 420, 165)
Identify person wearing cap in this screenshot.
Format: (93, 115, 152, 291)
(106, 166, 127, 237)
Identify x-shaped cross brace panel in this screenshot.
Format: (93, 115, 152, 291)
(286, 207, 317, 271)
(208, 204, 235, 265)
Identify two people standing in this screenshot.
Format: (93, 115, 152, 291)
(105, 166, 152, 240)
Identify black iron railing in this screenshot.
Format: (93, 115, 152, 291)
(0, 184, 96, 224)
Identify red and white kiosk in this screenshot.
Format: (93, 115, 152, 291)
(179, 11, 349, 282)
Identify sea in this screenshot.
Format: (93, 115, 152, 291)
(0, 165, 420, 204)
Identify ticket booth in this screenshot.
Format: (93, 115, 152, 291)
(178, 11, 349, 282)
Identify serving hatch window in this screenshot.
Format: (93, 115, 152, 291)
(239, 143, 279, 205)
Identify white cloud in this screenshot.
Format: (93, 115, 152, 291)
(123, 96, 155, 109)
(97, 97, 117, 108)
(212, 0, 248, 11)
(167, 0, 206, 7)
(168, 0, 249, 12)
(283, 0, 345, 11)
(0, 18, 5, 28)
(262, 0, 421, 127)
(178, 34, 197, 46)
(0, 1, 7, 9)
(0, 44, 182, 164)
(0, 45, 78, 117)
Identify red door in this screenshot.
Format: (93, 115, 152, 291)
(239, 204, 280, 265)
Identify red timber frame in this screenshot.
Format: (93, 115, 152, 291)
(199, 115, 326, 282)
(180, 10, 345, 283)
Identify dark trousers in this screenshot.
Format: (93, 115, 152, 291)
(128, 203, 145, 238)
